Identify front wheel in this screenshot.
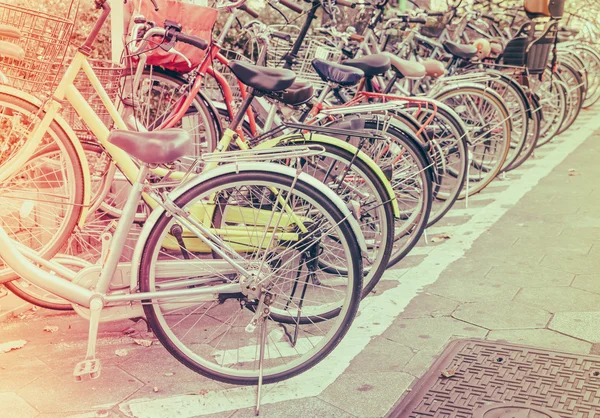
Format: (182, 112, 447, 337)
(139, 170, 362, 385)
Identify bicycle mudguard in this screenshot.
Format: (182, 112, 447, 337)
(128, 162, 368, 292)
(255, 133, 401, 219)
(0, 85, 92, 227)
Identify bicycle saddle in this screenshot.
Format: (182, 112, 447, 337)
(421, 59, 446, 78)
(312, 59, 364, 86)
(342, 54, 391, 77)
(381, 52, 426, 79)
(280, 80, 314, 106)
(0, 41, 25, 61)
(229, 60, 296, 93)
(443, 41, 478, 60)
(107, 128, 192, 165)
(0, 24, 21, 39)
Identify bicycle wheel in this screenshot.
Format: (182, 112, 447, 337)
(270, 140, 393, 297)
(556, 61, 585, 135)
(505, 93, 542, 171)
(120, 66, 220, 166)
(324, 116, 433, 267)
(0, 93, 84, 286)
(433, 85, 512, 197)
(533, 72, 568, 148)
(575, 46, 600, 108)
(394, 102, 469, 227)
(139, 170, 362, 385)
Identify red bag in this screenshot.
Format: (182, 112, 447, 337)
(125, 0, 218, 72)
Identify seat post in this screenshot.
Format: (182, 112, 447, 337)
(228, 90, 256, 131)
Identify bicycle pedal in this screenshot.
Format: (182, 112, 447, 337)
(73, 359, 101, 381)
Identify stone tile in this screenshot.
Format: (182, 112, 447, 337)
(401, 349, 443, 378)
(0, 356, 52, 392)
(511, 235, 594, 257)
(232, 397, 353, 418)
(485, 264, 574, 288)
(487, 329, 591, 354)
(539, 253, 600, 275)
(515, 287, 600, 313)
(17, 366, 143, 414)
(558, 227, 600, 242)
(345, 337, 415, 374)
(118, 346, 224, 398)
(399, 293, 459, 319)
(37, 411, 126, 418)
(0, 392, 38, 418)
(427, 277, 520, 303)
(318, 372, 413, 418)
(453, 301, 550, 330)
(571, 274, 600, 294)
(381, 317, 487, 352)
(393, 254, 427, 270)
(549, 312, 600, 343)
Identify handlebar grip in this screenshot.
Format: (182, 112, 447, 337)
(428, 11, 444, 16)
(272, 31, 292, 42)
(409, 17, 427, 24)
(239, 4, 260, 18)
(279, 0, 303, 13)
(336, 0, 356, 8)
(176, 32, 209, 50)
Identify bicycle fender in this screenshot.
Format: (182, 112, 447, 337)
(129, 162, 368, 292)
(0, 85, 92, 227)
(255, 134, 401, 219)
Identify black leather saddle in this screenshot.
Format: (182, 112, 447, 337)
(443, 41, 478, 60)
(107, 129, 192, 165)
(312, 59, 364, 86)
(280, 80, 314, 106)
(229, 60, 296, 93)
(342, 54, 391, 77)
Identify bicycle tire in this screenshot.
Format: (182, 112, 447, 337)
(139, 170, 362, 385)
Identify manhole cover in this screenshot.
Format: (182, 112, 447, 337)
(389, 339, 600, 417)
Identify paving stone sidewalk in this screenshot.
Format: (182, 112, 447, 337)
(1, 124, 599, 418)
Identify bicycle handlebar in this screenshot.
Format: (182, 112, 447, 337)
(175, 31, 209, 50)
(239, 4, 260, 18)
(336, 0, 357, 8)
(278, 0, 304, 14)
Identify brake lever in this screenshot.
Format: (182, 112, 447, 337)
(169, 47, 192, 68)
(150, 0, 159, 11)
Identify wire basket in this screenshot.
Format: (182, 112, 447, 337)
(0, 1, 78, 94)
(267, 31, 342, 91)
(61, 59, 125, 135)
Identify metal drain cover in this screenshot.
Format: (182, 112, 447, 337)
(389, 339, 600, 417)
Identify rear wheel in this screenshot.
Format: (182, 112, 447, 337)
(140, 170, 362, 385)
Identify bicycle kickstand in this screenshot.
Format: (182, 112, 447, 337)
(255, 314, 268, 416)
(73, 297, 103, 381)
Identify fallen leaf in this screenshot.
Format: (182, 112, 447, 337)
(43, 326, 59, 333)
(115, 349, 128, 357)
(133, 338, 153, 347)
(568, 169, 581, 177)
(153, 387, 159, 393)
(0, 340, 27, 353)
(441, 365, 457, 378)
(431, 233, 452, 243)
(199, 389, 209, 395)
(164, 372, 175, 377)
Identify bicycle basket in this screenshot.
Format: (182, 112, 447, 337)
(0, 1, 78, 94)
(60, 59, 125, 135)
(267, 31, 342, 91)
(126, 0, 217, 73)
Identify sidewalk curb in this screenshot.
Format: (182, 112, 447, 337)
(0, 291, 33, 323)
